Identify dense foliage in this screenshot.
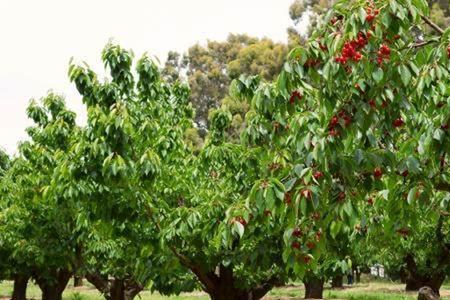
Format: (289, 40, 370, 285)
(0, 1, 449, 300)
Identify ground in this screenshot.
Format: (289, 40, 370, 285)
(1, 280, 449, 300)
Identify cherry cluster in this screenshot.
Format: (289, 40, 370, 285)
(328, 110, 352, 137)
(335, 32, 369, 64)
(365, 6, 380, 23)
(377, 44, 391, 65)
(392, 117, 404, 128)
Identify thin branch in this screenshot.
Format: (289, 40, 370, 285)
(421, 15, 445, 35)
(412, 40, 439, 48)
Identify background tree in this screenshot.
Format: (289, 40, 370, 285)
(163, 34, 288, 132)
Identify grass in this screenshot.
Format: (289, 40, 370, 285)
(1, 280, 449, 300)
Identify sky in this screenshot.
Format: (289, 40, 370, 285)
(0, 0, 296, 155)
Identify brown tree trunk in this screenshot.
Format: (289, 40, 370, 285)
(208, 266, 273, 300)
(35, 269, 71, 300)
(404, 254, 446, 295)
(304, 276, 324, 299)
(331, 275, 343, 288)
(74, 275, 83, 287)
(85, 274, 143, 300)
(12, 274, 29, 300)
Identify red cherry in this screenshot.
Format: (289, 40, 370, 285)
(366, 14, 375, 22)
(293, 228, 303, 237)
(374, 167, 383, 179)
(401, 170, 409, 177)
(315, 231, 322, 242)
(367, 198, 374, 205)
(303, 256, 312, 264)
(338, 191, 346, 201)
(284, 192, 292, 205)
(236, 216, 247, 226)
(330, 116, 339, 127)
(393, 118, 405, 128)
(313, 171, 324, 180)
(329, 128, 339, 137)
(368, 99, 376, 108)
(343, 115, 352, 126)
(307, 242, 315, 249)
(441, 124, 449, 130)
(292, 241, 301, 249)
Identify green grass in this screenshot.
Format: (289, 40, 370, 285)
(1, 280, 449, 300)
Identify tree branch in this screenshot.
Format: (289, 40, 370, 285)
(436, 181, 450, 192)
(252, 276, 284, 300)
(412, 40, 439, 48)
(144, 204, 217, 294)
(421, 15, 445, 35)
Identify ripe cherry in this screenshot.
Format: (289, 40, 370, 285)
(338, 191, 346, 201)
(236, 216, 247, 226)
(303, 256, 312, 264)
(284, 192, 292, 205)
(374, 167, 383, 179)
(401, 170, 409, 177)
(313, 171, 324, 180)
(330, 116, 339, 127)
(367, 198, 374, 205)
(307, 242, 315, 249)
(343, 115, 352, 126)
(329, 128, 339, 137)
(366, 14, 375, 22)
(293, 228, 303, 237)
(393, 118, 405, 128)
(292, 241, 301, 249)
(369, 99, 376, 108)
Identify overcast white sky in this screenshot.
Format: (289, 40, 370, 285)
(0, 0, 296, 155)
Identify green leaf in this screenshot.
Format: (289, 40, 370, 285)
(373, 68, 384, 83)
(407, 187, 417, 205)
(234, 222, 244, 238)
(399, 65, 412, 86)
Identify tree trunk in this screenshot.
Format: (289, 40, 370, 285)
(74, 275, 83, 287)
(304, 277, 324, 299)
(35, 269, 71, 300)
(208, 267, 273, 300)
(331, 275, 343, 288)
(12, 274, 29, 300)
(86, 274, 143, 300)
(404, 254, 446, 295)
